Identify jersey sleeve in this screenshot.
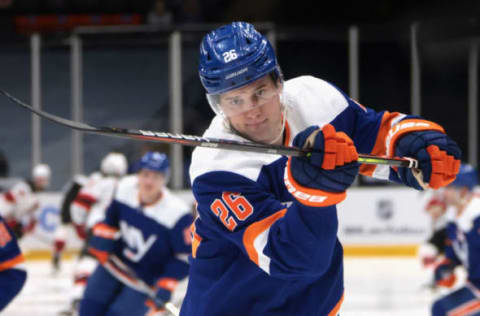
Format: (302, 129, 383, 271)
(326, 92, 404, 181)
(0, 216, 26, 311)
(192, 171, 339, 280)
(0, 182, 37, 221)
(153, 256, 190, 294)
(444, 222, 462, 266)
(327, 85, 443, 183)
(150, 211, 193, 294)
(0, 215, 25, 272)
(0, 268, 27, 311)
(470, 216, 480, 248)
(88, 199, 121, 264)
(86, 180, 117, 229)
(0, 191, 16, 218)
(71, 185, 97, 226)
(59, 181, 82, 225)
(169, 213, 194, 255)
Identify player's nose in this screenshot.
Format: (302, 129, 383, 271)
(243, 104, 263, 119)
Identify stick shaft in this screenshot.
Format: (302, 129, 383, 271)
(104, 256, 180, 316)
(0, 88, 418, 168)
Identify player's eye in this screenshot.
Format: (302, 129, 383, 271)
(229, 97, 244, 106)
(255, 88, 266, 98)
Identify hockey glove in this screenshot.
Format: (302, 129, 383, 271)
(433, 258, 457, 288)
(145, 280, 175, 315)
(286, 124, 359, 206)
(394, 129, 461, 190)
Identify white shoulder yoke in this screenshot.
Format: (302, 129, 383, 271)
(189, 116, 282, 185)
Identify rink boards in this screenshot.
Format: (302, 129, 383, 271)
(21, 187, 432, 259)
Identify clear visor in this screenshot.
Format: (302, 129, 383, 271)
(207, 82, 282, 117)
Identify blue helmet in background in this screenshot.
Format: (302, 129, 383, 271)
(139, 151, 169, 174)
(449, 163, 478, 191)
(199, 21, 281, 95)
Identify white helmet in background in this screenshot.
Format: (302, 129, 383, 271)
(32, 163, 51, 190)
(32, 163, 51, 180)
(100, 153, 127, 177)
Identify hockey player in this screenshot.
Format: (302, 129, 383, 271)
(79, 151, 193, 316)
(0, 214, 27, 311)
(54, 152, 128, 315)
(0, 163, 51, 238)
(431, 164, 480, 316)
(182, 22, 462, 315)
(418, 193, 449, 268)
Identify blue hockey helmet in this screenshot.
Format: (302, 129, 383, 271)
(199, 22, 282, 116)
(138, 151, 169, 174)
(449, 163, 478, 191)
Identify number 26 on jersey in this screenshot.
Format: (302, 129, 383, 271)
(210, 192, 253, 231)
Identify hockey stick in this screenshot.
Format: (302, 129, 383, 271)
(0, 88, 418, 168)
(104, 255, 180, 316)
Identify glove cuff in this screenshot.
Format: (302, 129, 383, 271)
(386, 119, 445, 157)
(284, 158, 346, 207)
(156, 277, 178, 292)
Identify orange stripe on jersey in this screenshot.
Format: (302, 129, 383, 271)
(351, 99, 367, 112)
(156, 277, 178, 292)
(88, 247, 109, 264)
(190, 221, 202, 259)
(360, 111, 402, 177)
(0, 254, 25, 271)
(328, 292, 344, 316)
(285, 158, 346, 207)
(283, 120, 291, 146)
(0, 221, 12, 247)
(243, 209, 287, 266)
(448, 300, 480, 316)
(92, 223, 119, 239)
(385, 118, 445, 157)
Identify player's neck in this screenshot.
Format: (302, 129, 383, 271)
(455, 193, 472, 216)
(139, 191, 163, 207)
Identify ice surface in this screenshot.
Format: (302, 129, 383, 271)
(4, 257, 463, 315)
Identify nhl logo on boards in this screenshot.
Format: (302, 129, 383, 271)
(376, 199, 394, 221)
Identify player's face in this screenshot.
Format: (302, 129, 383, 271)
(219, 76, 284, 144)
(426, 205, 446, 220)
(138, 169, 165, 204)
(444, 186, 469, 206)
(34, 177, 49, 191)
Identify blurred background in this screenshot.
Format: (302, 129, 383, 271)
(0, 0, 479, 190)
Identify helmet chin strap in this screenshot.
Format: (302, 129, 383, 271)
(268, 104, 287, 145)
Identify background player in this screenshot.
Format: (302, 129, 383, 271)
(54, 152, 127, 315)
(0, 163, 51, 238)
(431, 164, 480, 315)
(182, 22, 461, 316)
(418, 193, 449, 268)
(80, 151, 193, 316)
(0, 214, 27, 311)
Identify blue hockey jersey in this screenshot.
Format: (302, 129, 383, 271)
(444, 195, 480, 288)
(0, 215, 24, 271)
(0, 214, 26, 311)
(182, 76, 442, 316)
(89, 175, 193, 288)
